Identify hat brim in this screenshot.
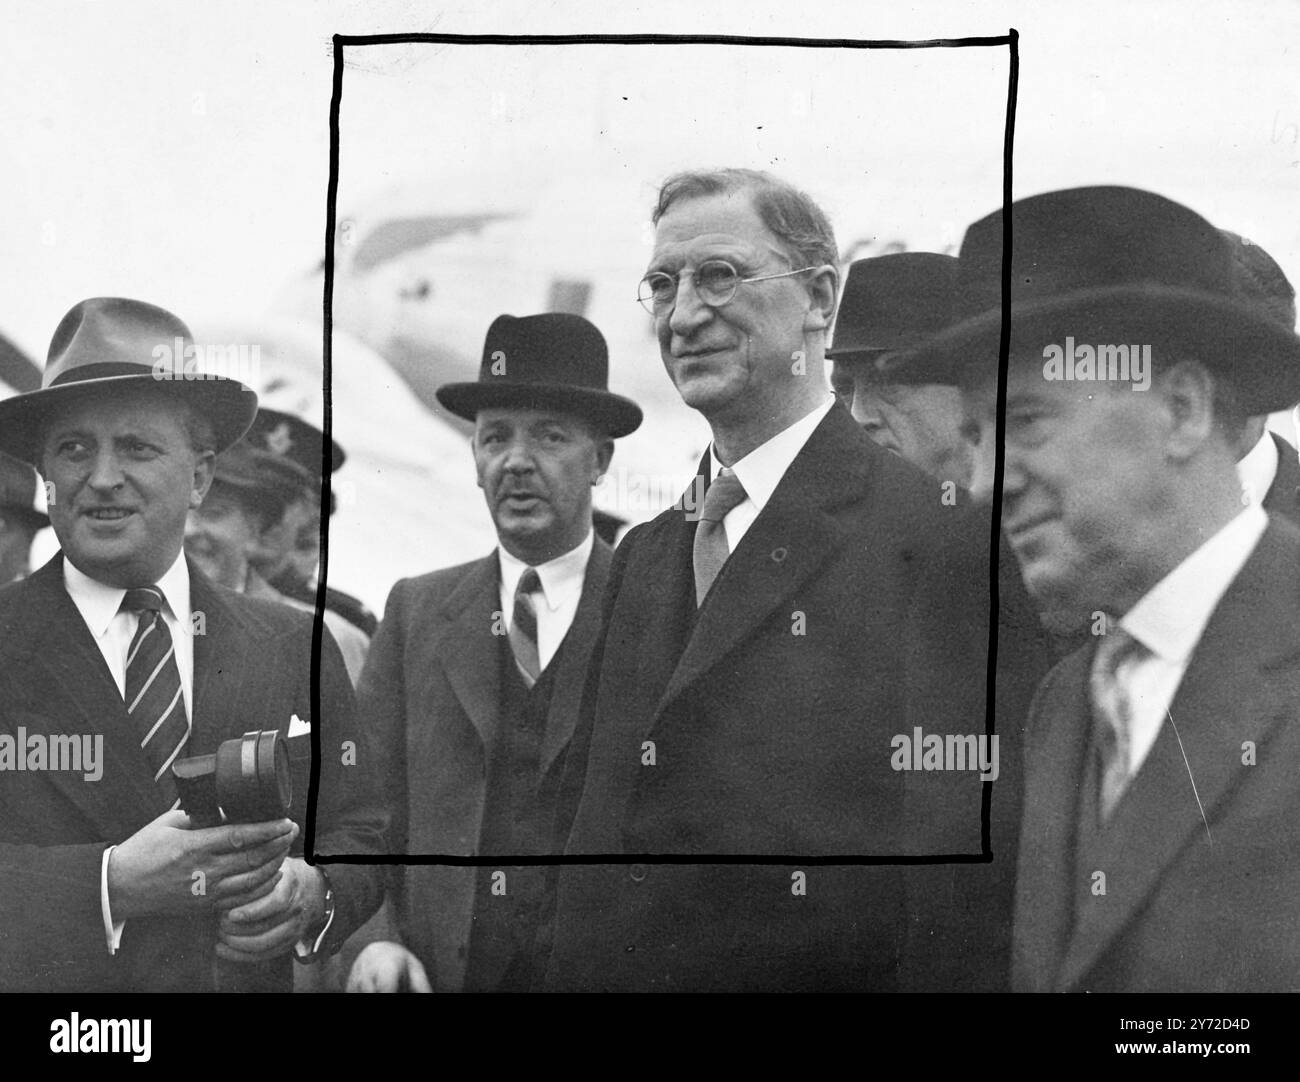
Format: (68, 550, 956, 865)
(884, 284, 1300, 414)
(0, 373, 258, 465)
(435, 381, 643, 438)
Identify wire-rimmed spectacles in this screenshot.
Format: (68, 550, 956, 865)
(637, 259, 817, 316)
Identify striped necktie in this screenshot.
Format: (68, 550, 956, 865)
(692, 468, 748, 605)
(1088, 626, 1148, 822)
(509, 568, 542, 688)
(121, 586, 190, 793)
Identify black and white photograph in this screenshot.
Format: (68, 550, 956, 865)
(1, 0, 1297, 1053)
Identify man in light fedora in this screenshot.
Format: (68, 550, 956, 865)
(0, 452, 49, 583)
(828, 252, 975, 489)
(347, 312, 641, 993)
(889, 185, 1300, 991)
(0, 297, 387, 992)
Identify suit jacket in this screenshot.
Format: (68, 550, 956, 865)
(546, 406, 1009, 991)
(1263, 433, 1300, 525)
(0, 554, 388, 992)
(1013, 517, 1300, 992)
(357, 539, 612, 992)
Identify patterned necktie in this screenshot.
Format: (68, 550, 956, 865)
(1088, 625, 1148, 822)
(509, 568, 542, 688)
(121, 586, 190, 791)
(692, 467, 749, 605)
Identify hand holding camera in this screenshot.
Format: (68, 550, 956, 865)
(107, 729, 299, 922)
(106, 809, 297, 921)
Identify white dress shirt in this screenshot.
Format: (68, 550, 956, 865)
(707, 398, 835, 552)
(64, 549, 195, 956)
(498, 530, 594, 673)
(1114, 505, 1268, 778)
(1237, 430, 1279, 508)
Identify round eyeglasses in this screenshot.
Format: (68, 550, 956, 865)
(637, 259, 818, 317)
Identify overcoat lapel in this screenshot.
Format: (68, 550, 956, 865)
(541, 539, 612, 775)
(435, 555, 502, 749)
(3, 555, 167, 830)
(189, 566, 265, 750)
(1057, 522, 1300, 989)
(656, 409, 871, 719)
(1013, 648, 1094, 992)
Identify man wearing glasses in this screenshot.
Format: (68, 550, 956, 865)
(545, 168, 993, 991)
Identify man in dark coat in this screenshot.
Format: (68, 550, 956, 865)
(891, 186, 1300, 991)
(545, 168, 999, 992)
(0, 297, 387, 992)
(347, 313, 642, 992)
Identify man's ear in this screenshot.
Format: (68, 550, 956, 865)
(189, 451, 216, 508)
(593, 437, 615, 482)
(1158, 360, 1218, 461)
(802, 264, 839, 334)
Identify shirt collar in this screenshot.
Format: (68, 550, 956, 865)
(1237, 430, 1279, 507)
(708, 398, 834, 514)
(498, 530, 594, 613)
(63, 549, 191, 640)
(1121, 505, 1268, 664)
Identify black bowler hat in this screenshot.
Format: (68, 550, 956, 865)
(826, 253, 958, 363)
(885, 186, 1300, 413)
(0, 297, 258, 464)
(1220, 230, 1296, 331)
(435, 313, 643, 438)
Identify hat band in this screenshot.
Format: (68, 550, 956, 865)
(47, 361, 159, 389)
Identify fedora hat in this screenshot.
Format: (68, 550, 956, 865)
(826, 252, 958, 363)
(0, 452, 48, 530)
(885, 186, 1300, 414)
(0, 297, 258, 465)
(436, 313, 642, 438)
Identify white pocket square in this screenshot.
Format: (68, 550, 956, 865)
(287, 714, 311, 737)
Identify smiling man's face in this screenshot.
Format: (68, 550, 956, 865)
(473, 406, 612, 563)
(41, 387, 213, 588)
(647, 191, 823, 429)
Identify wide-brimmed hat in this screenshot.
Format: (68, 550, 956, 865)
(884, 186, 1300, 413)
(0, 453, 48, 529)
(826, 252, 958, 365)
(435, 313, 643, 438)
(0, 297, 258, 464)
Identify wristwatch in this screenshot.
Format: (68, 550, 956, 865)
(293, 865, 336, 964)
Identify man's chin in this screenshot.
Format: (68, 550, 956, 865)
(673, 375, 742, 417)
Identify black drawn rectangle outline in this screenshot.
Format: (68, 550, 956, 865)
(306, 29, 1018, 869)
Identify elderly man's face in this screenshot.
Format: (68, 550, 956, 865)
(963, 357, 1171, 610)
(832, 359, 974, 487)
(41, 389, 213, 588)
(647, 192, 822, 425)
(474, 407, 612, 563)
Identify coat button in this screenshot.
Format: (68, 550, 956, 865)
(629, 863, 648, 883)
